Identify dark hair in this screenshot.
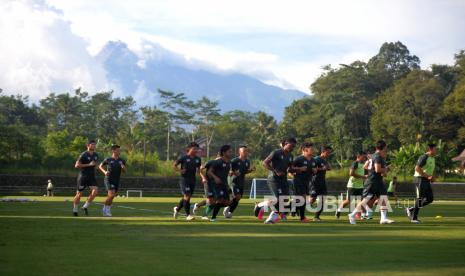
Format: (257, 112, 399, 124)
(282, 137, 297, 147)
(219, 145, 232, 156)
(428, 143, 437, 149)
(393, 176, 397, 179)
(111, 144, 120, 150)
(87, 139, 96, 145)
(322, 145, 333, 152)
(238, 145, 248, 149)
(301, 142, 314, 150)
(187, 142, 200, 149)
(375, 140, 387, 150)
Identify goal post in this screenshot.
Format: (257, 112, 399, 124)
(126, 189, 143, 198)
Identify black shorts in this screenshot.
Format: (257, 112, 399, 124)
(346, 188, 363, 200)
(104, 178, 120, 192)
(232, 182, 244, 197)
(76, 174, 97, 192)
(387, 192, 395, 197)
(204, 181, 215, 198)
(180, 177, 196, 196)
(267, 176, 290, 197)
(293, 178, 309, 196)
(414, 177, 434, 201)
(310, 181, 327, 198)
(363, 181, 387, 199)
(215, 183, 230, 201)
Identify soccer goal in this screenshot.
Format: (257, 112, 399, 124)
(249, 178, 294, 199)
(126, 189, 143, 198)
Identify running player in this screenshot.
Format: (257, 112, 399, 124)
(263, 137, 296, 224)
(194, 154, 220, 219)
(336, 151, 367, 219)
(73, 140, 99, 216)
(98, 144, 126, 217)
(173, 142, 201, 221)
(223, 145, 255, 218)
(348, 140, 394, 224)
(208, 145, 233, 222)
(309, 146, 332, 221)
(291, 142, 317, 223)
(406, 143, 437, 223)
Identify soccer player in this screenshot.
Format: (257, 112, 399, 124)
(223, 145, 256, 218)
(73, 140, 99, 216)
(263, 137, 296, 224)
(336, 151, 367, 219)
(309, 146, 332, 221)
(406, 143, 437, 223)
(99, 144, 126, 217)
(348, 140, 394, 224)
(173, 142, 201, 221)
(291, 142, 317, 223)
(194, 154, 220, 219)
(208, 145, 233, 222)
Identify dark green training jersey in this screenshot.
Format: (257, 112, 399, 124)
(175, 155, 201, 180)
(231, 157, 251, 186)
(292, 155, 317, 182)
(77, 151, 99, 177)
(314, 156, 329, 185)
(365, 152, 386, 186)
(266, 149, 294, 179)
(101, 157, 126, 183)
(210, 158, 231, 185)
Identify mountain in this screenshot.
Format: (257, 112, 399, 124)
(97, 41, 306, 120)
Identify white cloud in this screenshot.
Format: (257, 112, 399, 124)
(0, 0, 109, 100)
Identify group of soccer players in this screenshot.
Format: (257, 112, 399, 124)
(72, 137, 438, 225)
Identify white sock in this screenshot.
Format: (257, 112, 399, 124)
(107, 205, 111, 210)
(103, 205, 108, 211)
(365, 206, 372, 215)
(380, 209, 387, 220)
(337, 207, 342, 212)
(73, 205, 78, 212)
(83, 201, 90, 208)
(258, 201, 267, 208)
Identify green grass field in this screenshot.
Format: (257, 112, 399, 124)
(1, 196, 465, 275)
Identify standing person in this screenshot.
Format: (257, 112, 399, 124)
(46, 179, 54, 197)
(173, 142, 201, 221)
(263, 137, 296, 224)
(387, 176, 399, 204)
(208, 145, 233, 222)
(73, 140, 99, 216)
(348, 140, 394, 225)
(406, 144, 437, 223)
(224, 145, 255, 218)
(194, 154, 220, 219)
(336, 151, 367, 219)
(291, 142, 317, 223)
(98, 144, 126, 217)
(309, 146, 332, 221)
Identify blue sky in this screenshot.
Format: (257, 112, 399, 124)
(1, 0, 465, 99)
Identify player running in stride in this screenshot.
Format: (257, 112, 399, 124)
(208, 145, 233, 222)
(291, 142, 317, 223)
(224, 145, 255, 218)
(406, 143, 437, 223)
(73, 140, 99, 216)
(194, 154, 220, 219)
(263, 137, 296, 224)
(336, 151, 367, 219)
(173, 142, 201, 221)
(309, 146, 332, 221)
(99, 144, 126, 217)
(348, 140, 394, 225)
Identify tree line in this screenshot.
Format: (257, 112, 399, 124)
(0, 41, 464, 178)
